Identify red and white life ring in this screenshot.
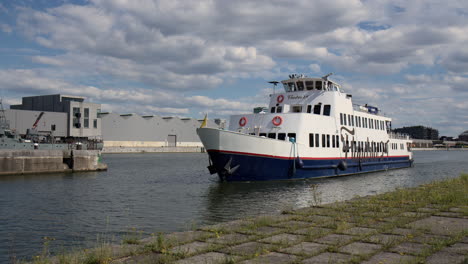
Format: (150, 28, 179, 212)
(239, 117, 248, 127)
(277, 95, 284, 103)
(272, 116, 283, 126)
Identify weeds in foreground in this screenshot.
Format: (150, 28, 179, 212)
(122, 227, 143, 245)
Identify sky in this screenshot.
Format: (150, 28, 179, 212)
(0, 0, 467, 137)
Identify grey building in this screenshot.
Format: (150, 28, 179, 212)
(4, 109, 67, 137)
(99, 112, 219, 148)
(393, 126, 439, 140)
(11, 94, 101, 138)
(459, 130, 468, 142)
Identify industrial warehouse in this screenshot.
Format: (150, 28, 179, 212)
(4, 94, 222, 153)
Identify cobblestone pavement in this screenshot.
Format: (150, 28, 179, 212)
(109, 202, 467, 263)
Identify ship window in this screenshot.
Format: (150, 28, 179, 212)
(288, 82, 296, 91)
(355, 116, 359, 127)
(296, 81, 305, 91)
(359, 117, 362, 127)
(292, 105, 302, 113)
(340, 113, 343, 125)
(375, 120, 378, 130)
(313, 104, 321, 115)
(323, 105, 331, 116)
(348, 115, 352, 126)
(271, 107, 275, 113)
(278, 133, 286, 140)
(315, 81, 323, 90)
(309, 133, 314, 147)
(249, 133, 256, 135)
(322, 134, 326, 148)
(327, 134, 330, 148)
(307, 105, 312, 113)
(287, 133, 296, 141)
(268, 133, 276, 139)
(305, 81, 314, 90)
(259, 133, 267, 137)
(332, 135, 336, 148)
(343, 114, 347, 125)
(315, 134, 319, 147)
(276, 106, 282, 113)
(336, 135, 340, 148)
(51, 124, 56, 131)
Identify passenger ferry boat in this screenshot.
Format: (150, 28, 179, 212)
(197, 74, 413, 181)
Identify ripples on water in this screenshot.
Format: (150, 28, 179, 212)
(1, 150, 467, 263)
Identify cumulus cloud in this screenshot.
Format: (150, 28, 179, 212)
(0, 0, 467, 136)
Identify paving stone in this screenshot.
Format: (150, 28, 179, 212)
(271, 220, 313, 229)
(144, 230, 213, 245)
(302, 252, 353, 264)
(417, 207, 440, 213)
(239, 226, 285, 236)
(199, 219, 254, 233)
(205, 233, 254, 245)
(461, 236, 468, 243)
(435, 211, 464, 218)
(407, 216, 468, 235)
(259, 233, 305, 245)
(387, 227, 416, 236)
(390, 242, 431, 255)
(362, 252, 416, 264)
(339, 242, 382, 255)
(219, 241, 274, 256)
(341, 227, 377, 236)
(410, 234, 450, 244)
(279, 242, 327, 256)
(300, 214, 334, 224)
(449, 207, 465, 213)
(169, 241, 215, 255)
(112, 252, 163, 264)
(425, 250, 466, 264)
(400, 211, 428, 218)
(294, 206, 338, 216)
(292, 227, 332, 237)
(239, 252, 297, 264)
(175, 252, 237, 264)
(365, 234, 404, 245)
(314, 234, 354, 246)
(443, 243, 468, 255)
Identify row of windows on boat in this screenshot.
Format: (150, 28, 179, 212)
(252, 132, 404, 152)
(271, 104, 331, 115)
(340, 113, 387, 131)
(283, 80, 343, 93)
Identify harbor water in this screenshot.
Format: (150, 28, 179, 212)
(1, 150, 467, 263)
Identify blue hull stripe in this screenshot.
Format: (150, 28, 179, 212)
(208, 150, 411, 181)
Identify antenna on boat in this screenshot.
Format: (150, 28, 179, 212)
(322, 73, 333, 80)
(268, 81, 279, 94)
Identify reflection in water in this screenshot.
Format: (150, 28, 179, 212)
(1, 151, 467, 263)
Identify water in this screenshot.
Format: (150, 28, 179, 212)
(1, 150, 467, 263)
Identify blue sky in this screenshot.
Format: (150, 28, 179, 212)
(1, 0, 467, 137)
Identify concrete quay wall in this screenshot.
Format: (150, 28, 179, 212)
(0, 149, 107, 176)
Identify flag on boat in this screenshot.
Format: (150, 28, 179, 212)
(200, 114, 208, 128)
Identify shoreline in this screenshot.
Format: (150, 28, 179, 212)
(25, 174, 468, 264)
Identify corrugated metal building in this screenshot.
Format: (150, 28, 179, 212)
(99, 112, 218, 148)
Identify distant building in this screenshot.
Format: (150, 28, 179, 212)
(459, 130, 468, 141)
(393, 126, 439, 140)
(10, 94, 101, 138)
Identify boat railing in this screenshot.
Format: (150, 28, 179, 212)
(388, 132, 410, 140)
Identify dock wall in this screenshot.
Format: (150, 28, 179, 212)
(0, 150, 107, 176)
